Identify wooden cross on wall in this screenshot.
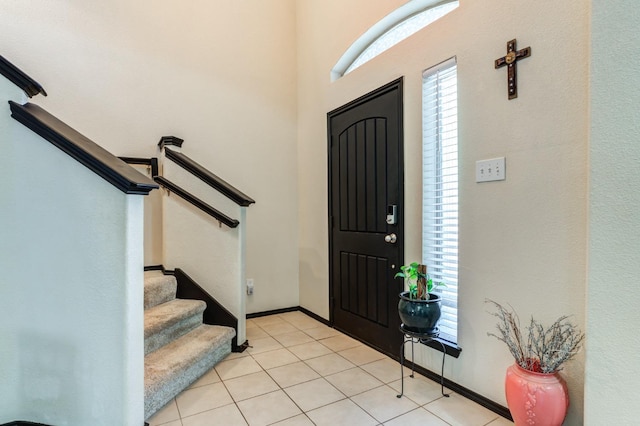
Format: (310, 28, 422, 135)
(495, 39, 531, 100)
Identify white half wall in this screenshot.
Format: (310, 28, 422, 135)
(0, 82, 144, 425)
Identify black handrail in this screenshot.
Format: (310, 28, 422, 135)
(164, 148, 255, 207)
(9, 101, 158, 195)
(154, 176, 239, 228)
(0, 55, 47, 98)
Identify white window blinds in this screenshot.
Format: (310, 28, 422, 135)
(422, 58, 459, 342)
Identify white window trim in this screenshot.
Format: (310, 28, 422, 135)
(331, 0, 459, 81)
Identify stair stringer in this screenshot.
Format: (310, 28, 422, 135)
(173, 268, 245, 351)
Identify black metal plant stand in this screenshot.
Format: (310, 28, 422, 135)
(397, 324, 450, 399)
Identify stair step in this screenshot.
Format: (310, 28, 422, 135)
(144, 272, 177, 309)
(144, 324, 235, 420)
(144, 299, 206, 355)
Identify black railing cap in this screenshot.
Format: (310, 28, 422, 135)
(164, 148, 255, 207)
(0, 55, 47, 98)
(9, 101, 158, 195)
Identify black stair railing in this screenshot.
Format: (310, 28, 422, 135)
(161, 146, 255, 207)
(123, 136, 255, 228)
(154, 175, 240, 228)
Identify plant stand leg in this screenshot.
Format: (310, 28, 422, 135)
(410, 338, 415, 377)
(429, 338, 449, 398)
(398, 326, 450, 398)
(397, 337, 409, 398)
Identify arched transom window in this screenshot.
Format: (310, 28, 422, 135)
(331, 0, 459, 81)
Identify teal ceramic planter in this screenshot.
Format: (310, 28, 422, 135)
(398, 291, 442, 335)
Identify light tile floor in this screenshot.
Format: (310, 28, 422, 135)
(148, 311, 513, 426)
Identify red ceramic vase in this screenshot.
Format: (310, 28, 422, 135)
(505, 363, 569, 425)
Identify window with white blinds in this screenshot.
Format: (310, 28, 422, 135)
(422, 57, 458, 343)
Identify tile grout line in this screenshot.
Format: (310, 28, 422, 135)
(216, 369, 252, 426)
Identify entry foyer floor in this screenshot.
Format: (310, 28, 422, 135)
(147, 311, 513, 426)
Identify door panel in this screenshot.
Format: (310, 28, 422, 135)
(328, 79, 403, 356)
(338, 252, 389, 325)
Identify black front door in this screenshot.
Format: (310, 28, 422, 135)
(328, 78, 404, 357)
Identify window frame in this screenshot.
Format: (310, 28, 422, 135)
(422, 57, 460, 346)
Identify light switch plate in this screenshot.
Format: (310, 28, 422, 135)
(476, 157, 506, 182)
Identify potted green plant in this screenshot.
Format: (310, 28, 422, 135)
(394, 262, 444, 335)
(486, 299, 585, 425)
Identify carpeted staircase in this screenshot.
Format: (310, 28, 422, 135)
(143, 271, 236, 419)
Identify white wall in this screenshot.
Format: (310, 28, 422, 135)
(586, 1, 640, 423)
(297, 1, 588, 423)
(0, 79, 144, 425)
(161, 157, 247, 343)
(0, 0, 299, 315)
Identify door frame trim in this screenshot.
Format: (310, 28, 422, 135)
(327, 77, 405, 328)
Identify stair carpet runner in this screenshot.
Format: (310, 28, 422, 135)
(144, 271, 235, 420)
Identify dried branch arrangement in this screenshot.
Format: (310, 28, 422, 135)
(486, 299, 585, 373)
